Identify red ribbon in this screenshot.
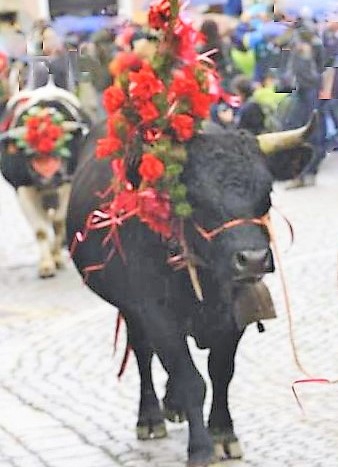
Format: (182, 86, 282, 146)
(195, 216, 268, 242)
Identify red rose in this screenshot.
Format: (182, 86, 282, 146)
(96, 136, 122, 159)
(111, 158, 126, 183)
(138, 153, 164, 183)
(129, 65, 164, 101)
(102, 86, 126, 114)
(190, 92, 212, 119)
(148, 0, 171, 31)
(37, 138, 55, 154)
(170, 114, 194, 141)
(136, 101, 160, 124)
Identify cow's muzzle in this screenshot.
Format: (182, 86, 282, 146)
(232, 248, 274, 281)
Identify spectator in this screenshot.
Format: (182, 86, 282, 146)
(199, 19, 237, 90)
(231, 75, 265, 134)
(284, 20, 326, 187)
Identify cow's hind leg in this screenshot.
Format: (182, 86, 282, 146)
(208, 326, 244, 462)
(127, 317, 167, 440)
(17, 186, 56, 278)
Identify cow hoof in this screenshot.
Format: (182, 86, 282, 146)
(39, 262, 56, 278)
(163, 407, 186, 423)
(137, 421, 167, 440)
(53, 253, 65, 269)
(224, 439, 243, 459)
(210, 430, 243, 461)
(212, 442, 227, 464)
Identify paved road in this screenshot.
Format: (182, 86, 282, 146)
(0, 153, 338, 467)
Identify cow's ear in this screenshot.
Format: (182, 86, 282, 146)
(265, 144, 313, 181)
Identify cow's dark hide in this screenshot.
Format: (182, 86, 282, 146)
(0, 100, 89, 189)
(66, 127, 311, 466)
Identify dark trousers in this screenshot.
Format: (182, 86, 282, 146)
(297, 89, 326, 177)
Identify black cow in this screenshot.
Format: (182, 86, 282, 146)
(66, 118, 315, 467)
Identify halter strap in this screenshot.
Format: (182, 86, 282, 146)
(195, 214, 270, 242)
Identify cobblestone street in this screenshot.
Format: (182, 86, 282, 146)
(0, 153, 338, 467)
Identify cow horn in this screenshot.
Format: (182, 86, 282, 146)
(62, 121, 89, 134)
(187, 261, 204, 302)
(257, 110, 318, 155)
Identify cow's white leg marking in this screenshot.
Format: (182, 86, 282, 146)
(52, 183, 71, 269)
(17, 186, 56, 278)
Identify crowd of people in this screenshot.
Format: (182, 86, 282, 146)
(0, 3, 337, 187)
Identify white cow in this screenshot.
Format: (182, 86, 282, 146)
(0, 79, 90, 278)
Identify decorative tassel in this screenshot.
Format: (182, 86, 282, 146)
(257, 321, 265, 333)
(187, 261, 203, 302)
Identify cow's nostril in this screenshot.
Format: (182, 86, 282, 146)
(236, 252, 248, 267)
(233, 249, 273, 275)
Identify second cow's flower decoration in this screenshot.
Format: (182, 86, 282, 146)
(16, 106, 73, 159)
(95, 0, 220, 238)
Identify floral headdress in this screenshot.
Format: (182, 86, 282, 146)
(15, 106, 73, 159)
(94, 0, 221, 238)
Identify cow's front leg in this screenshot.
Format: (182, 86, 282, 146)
(145, 311, 213, 467)
(36, 229, 57, 278)
(208, 326, 244, 462)
(52, 183, 71, 269)
(52, 220, 65, 269)
(17, 186, 56, 278)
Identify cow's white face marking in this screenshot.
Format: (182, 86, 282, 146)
(17, 183, 71, 278)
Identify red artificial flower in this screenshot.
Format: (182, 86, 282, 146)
(190, 92, 213, 119)
(169, 67, 200, 100)
(129, 65, 165, 101)
(111, 158, 126, 183)
(26, 116, 41, 129)
(46, 125, 64, 140)
(25, 129, 39, 144)
(37, 138, 55, 154)
(138, 153, 165, 183)
(148, 0, 171, 31)
(96, 137, 122, 159)
(170, 114, 194, 141)
(136, 101, 160, 124)
(174, 17, 203, 64)
(143, 127, 163, 143)
(102, 86, 126, 114)
(109, 51, 143, 77)
(138, 188, 172, 238)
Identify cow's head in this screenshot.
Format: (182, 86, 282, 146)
(182, 116, 315, 309)
(0, 95, 90, 190)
